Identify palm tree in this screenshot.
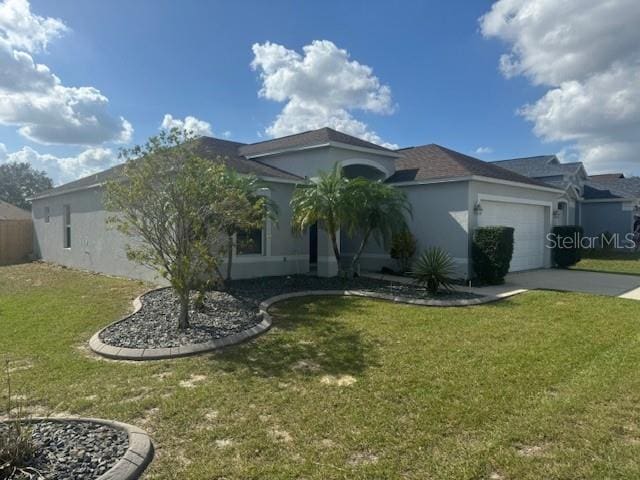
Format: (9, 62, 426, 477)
(345, 178, 412, 273)
(215, 168, 278, 284)
(290, 163, 350, 270)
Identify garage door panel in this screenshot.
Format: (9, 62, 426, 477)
(478, 201, 545, 272)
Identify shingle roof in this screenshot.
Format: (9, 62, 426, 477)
(492, 155, 583, 178)
(239, 127, 396, 157)
(0, 200, 31, 220)
(32, 137, 302, 199)
(588, 173, 625, 181)
(583, 177, 640, 200)
(387, 144, 556, 188)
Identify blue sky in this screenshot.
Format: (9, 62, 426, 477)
(1, 0, 638, 183)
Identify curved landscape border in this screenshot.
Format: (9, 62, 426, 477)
(0, 417, 153, 480)
(89, 287, 272, 361)
(258, 288, 524, 312)
(90, 286, 525, 361)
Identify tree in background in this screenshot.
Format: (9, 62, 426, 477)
(290, 163, 350, 272)
(345, 178, 412, 273)
(0, 162, 52, 210)
(217, 168, 278, 284)
(105, 129, 234, 329)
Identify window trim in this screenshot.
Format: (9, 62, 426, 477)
(235, 227, 266, 256)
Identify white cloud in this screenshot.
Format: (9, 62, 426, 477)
(480, 0, 640, 173)
(475, 146, 493, 155)
(0, 141, 6, 160)
(160, 114, 212, 137)
(1, 144, 117, 184)
(0, 0, 132, 145)
(251, 40, 397, 148)
(0, 0, 67, 53)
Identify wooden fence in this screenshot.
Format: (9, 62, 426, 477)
(0, 219, 33, 265)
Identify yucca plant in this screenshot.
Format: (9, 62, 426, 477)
(411, 247, 456, 295)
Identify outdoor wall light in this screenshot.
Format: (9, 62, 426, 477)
(552, 209, 561, 218)
(473, 201, 483, 215)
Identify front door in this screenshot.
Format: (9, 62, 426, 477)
(309, 223, 318, 266)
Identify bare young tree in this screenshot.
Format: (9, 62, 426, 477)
(104, 129, 230, 329)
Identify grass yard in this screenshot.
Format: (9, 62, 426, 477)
(2, 263, 640, 479)
(573, 250, 640, 276)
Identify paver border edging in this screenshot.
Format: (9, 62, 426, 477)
(0, 417, 153, 480)
(89, 287, 272, 361)
(90, 285, 526, 361)
(258, 288, 525, 312)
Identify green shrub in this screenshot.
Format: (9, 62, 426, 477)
(551, 225, 583, 268)
(390, 229, 417, 273)
(411, 247, 456, 294)
(472, 226, 514, 285)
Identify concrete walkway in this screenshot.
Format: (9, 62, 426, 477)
(364, 269, 640, 300)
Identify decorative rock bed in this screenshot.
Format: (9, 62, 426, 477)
(90, 275, 492, 361)
(99, 289, 260, 349)
(0, 418, 153, 480)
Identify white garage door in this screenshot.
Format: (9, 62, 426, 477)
(478, 201, 546, 272)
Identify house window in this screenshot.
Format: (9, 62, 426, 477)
(63, 205, 71, 248)
(236, 228, 263, 255)
(44, 206, 50, 223)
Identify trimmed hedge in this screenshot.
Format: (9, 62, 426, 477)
(472, 226, 514, 285)
(551, 225, 583, 268)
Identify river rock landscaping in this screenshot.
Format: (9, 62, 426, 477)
(99, 289, 260, 349)
(0, 420, 128, 480)
(98, 275, 483, 351)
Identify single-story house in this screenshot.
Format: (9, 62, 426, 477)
(493, 156, 640, 245)
(30, 127, 567, 283)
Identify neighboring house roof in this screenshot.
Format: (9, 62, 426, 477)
(32, 137, 302, 200)
(583, 177, 640, 200)
(492, 155, 584, 179)
(239, 127, 397, 157)
(387, 144, 555, 188)
(589, 173, 625, 181)
(0, 200, 31, 220)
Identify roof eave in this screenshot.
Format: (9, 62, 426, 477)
(243, 141, 401, 159)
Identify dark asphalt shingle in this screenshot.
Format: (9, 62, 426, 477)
(387, 144, 555, 188)
(32, 137, 301, 199)
(239, 127, 396, 157)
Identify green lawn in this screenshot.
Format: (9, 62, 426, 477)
(2, 263, 640, 479)
(573, 250, 640, 276)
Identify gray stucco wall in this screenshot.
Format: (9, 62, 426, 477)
(341, 181, 470, 277)
(580, 201, 633, 245)
(259, 146, 397, 180)
(32, 180, 309, 284)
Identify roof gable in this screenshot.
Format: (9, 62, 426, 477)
(239, 127, 395, 157)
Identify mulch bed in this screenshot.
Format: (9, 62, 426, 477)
(0, 421, 127, 480)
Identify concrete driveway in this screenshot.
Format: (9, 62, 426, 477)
(505, 269, 640, 299)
